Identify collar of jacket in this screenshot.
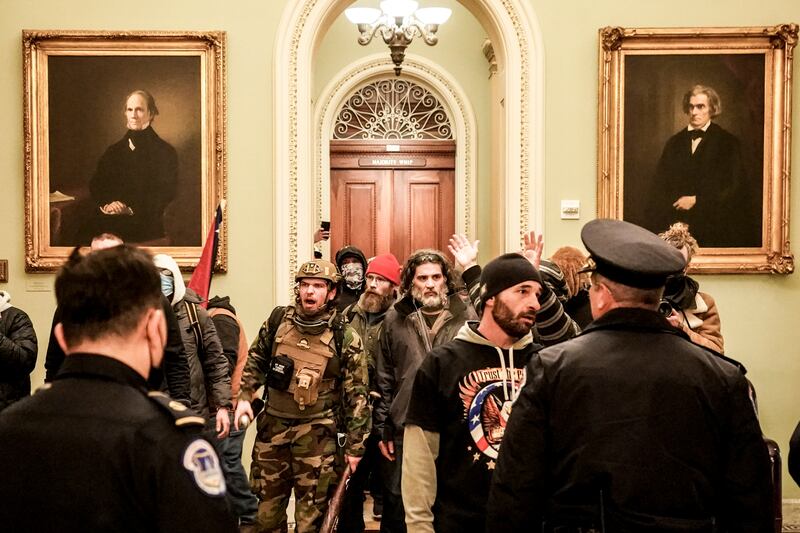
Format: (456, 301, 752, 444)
(581, 307, 681, 337)
(207, 295, 235, 314)
(393, 291, 466, 318)
(125, 125, 159, 144)
(454, 320, 541, 352)
(54, 353, 148, 390)
(182, 287, 202, 305)
(582, 306, 747, 374)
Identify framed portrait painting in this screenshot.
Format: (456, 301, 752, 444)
(23, 30, 227, 272)
(597, 25, 796, 274)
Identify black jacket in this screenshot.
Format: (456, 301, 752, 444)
(648, 122, 759, 247)
(174, 289, 232, 419)
(207, 296, 239, 378)
(44, 295, 192, 406)
(0, 306, 38, 412)
(488, 307, 773, 532)
(374, 293, 476, 442)
(0, 354, 236, 532)
(85, 126, 178, 242)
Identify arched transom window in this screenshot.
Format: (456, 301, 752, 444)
(333, 79, 453, 140)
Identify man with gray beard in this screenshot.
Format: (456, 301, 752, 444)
(338, 253, 403, 532)
(375, 250, 477, 533)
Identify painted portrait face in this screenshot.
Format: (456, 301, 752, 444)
(687, 93, 711, 129)
(125, 93, 153, 131)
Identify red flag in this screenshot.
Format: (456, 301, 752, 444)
(188, 202, 224, 308)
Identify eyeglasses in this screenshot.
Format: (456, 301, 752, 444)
(366, 274, 391, 286)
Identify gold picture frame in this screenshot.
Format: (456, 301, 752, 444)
(23, 30, 227, 272)
(597, 24, 796, 274)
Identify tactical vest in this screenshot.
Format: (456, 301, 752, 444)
(267, 308, 341, 417)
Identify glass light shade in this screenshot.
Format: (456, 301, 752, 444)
(380, 0, 418, 18)
(414, 7, 452, 25)
(345, 7, 382, 24)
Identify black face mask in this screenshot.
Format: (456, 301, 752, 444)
(662, 274, 699, 311)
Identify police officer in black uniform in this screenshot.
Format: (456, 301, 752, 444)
(0, 245, 236, 532)
(487, 219, 773, 532)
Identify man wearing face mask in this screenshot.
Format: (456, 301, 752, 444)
(338, 253, 403, 532)
(153, 253, 231, 439)
(0, 245, 236, 531)
(659, 222, 724, 353)
(336, 246, 369, 311)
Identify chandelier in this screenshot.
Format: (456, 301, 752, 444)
(345, 1, 452, 76)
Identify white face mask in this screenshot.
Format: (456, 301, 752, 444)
(341, 263, 364, 290)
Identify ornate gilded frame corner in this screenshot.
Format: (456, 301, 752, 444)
(23, 30, 227, 272)
(597, 24, 796, 274)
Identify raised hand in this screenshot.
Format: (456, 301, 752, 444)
(448, 234, 479, 270)
(521, 230, 544, 269)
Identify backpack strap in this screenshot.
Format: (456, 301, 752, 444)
(332, 312, 347, 358)
(184, 300, 205, 360)
(265, 306, 288, 357)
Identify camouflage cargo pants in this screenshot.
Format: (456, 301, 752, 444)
(250, 413, 338, 533)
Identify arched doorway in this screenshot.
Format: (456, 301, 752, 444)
(273, 0, 544, 299)
(315, 55, 476, 265)
(329, 78, 455, 261)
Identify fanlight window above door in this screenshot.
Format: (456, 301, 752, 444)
(333, 79, 453, 140)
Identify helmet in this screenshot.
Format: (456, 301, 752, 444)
(295, 259, 342, 284)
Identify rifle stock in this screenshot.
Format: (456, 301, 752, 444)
(320, 464, 352, 533)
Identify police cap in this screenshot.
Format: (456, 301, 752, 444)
(580, 219, 686, 289)
(295, 259, 342, 284)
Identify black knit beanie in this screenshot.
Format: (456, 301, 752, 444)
(480, 253, 543, 302)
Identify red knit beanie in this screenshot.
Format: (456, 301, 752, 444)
(366, 253, 401, 285)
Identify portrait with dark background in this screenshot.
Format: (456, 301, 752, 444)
(47, 55, 202, 246)
(622, 54, 765, 248)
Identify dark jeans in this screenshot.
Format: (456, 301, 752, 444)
(208, 421, 258, 525)
(380, 439, 405, 533)
(338, 433, 383, 532)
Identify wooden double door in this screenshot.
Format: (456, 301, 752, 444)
(330, 140, 456, 263)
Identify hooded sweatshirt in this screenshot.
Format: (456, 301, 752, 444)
(335, 246, 367, 312)
(152, 254, 231, 418)
(152, 254, 187, 306)
(402, 322, 542, 533)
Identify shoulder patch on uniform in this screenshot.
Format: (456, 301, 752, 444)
(147, 391, 205, 428)
(183, 439, 226, 496)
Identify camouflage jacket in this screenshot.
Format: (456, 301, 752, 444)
(342, 298, 388, 391)
(240, 305, 371, 456)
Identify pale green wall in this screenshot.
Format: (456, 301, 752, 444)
(1, 0, 799, 499)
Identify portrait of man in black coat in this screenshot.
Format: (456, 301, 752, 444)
(648, 85, 760, 248)
(80, 90, 178, 244)
(621, 54, 766, 251)
(45, 55, 204, 248)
